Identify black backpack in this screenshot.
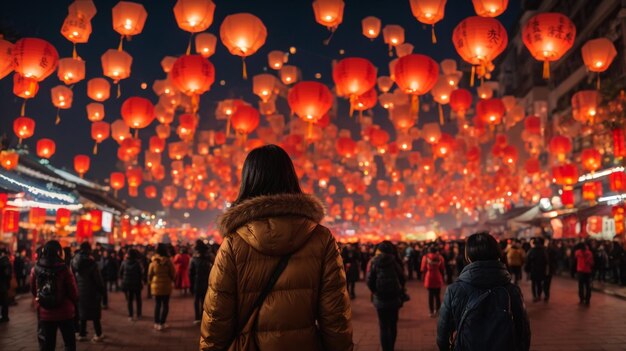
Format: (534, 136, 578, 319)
(454, 284, 516, 351)
(35, 266, 62, 309)
(374, 258, 402, 300)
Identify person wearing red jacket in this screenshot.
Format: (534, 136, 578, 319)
(31, 240, 79, 351)
(575, 243, 594, 306)
(421, 246, 445, 317)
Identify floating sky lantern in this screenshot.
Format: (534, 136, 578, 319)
(0, 151, 18, 170)
(336, 136, 357, 158)
(472, 0, 508, 17)
(86, 102, 105, 122)
(60, 14, 92, 57)
(581, 148, 602, 172)
(170, 54, 215, 112)
(422, 122, 442, 144)
(312, 0, 345, 38)
(109, 172, 125, 195)
(13, 116, 35, 144)
(173, 0, 215, 34)
(87, 77, 111, 101)
(581, 38, 617, 88)
(101, 49, 132, 96)
(0, 38, 13, 80)
(111, 119, 131, 143)
(68, 0, 97, 21)
(382, 25, 405, 55)
(409, 0, 446, 43)
(219, 13, 267, 79)
(51, 85, 73, 124)
(333, 57, 377, 115)
(230, 105, 260, 140)
(453, 16, 507, 85)
(121, 97, 155, 136)
(549, 135, 572, 163)
(393, 54, 439, 118)
(571, 90, 600, 124)
(11, 38, 59, 81)
(195, 33, 217, 58)
(476, 97, 505, 126)
(74, 154, 90, 177)
(522, 13, 576, 79)
(112, 1, 148, 48)
(280, 65, 299, 85)
(267, 50, 285, 70)
(362, 16, 381, 40)
(449, 88, 472, 118)
(149, 136, 166, 154)
(57, 58, 85, 85)
(430, 76, 453, 124)
(36, 138, 56, 159)
(253, 74, 276, 102)
(125, 167, 143, 197)
(288, 81, 333, 136)
(13, 74, 39, 113)
(91, 121, 110, 154)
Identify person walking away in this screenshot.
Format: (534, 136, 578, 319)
(31, 240, 79, 351)
(174, 247, 191, 295)
(507, 242, 525, 285)
(367, 241, 405, 351)
(13, 250, 25, 293)
(543, 240, 559, 301)
(189, 240, 213, 325)
(149, 243, 175, 331)
(71, 242, 105, 343)
(404, 245, 416, 280)
(421, 246, 445, 317)
(437, 232, 531, 351)
(119, 249, 143, 321)
(0, 247, 11, 322)
(342, 244, 360, 299)
(576, 243, 594, 306)
(143, 248, 153, 299)
(595, 244, 609, 283)
(524, 238, 548, 302)
(360, 245, 371, 280)
(102, 250, 120, 294)
(200, 145, 353, 351)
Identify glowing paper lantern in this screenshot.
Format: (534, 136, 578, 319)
(581, 148, 601, 172)
(430, 76, 453, 124)
(409, 0, 447, 43)
(51, 85, 74, 124)
(68, 0, 97, 20)
(195, 33, 217, 58)
(522, 13, 576, 79)
(60, 14, 92, 50)
(87, 78, 111, 101)
(144, 185, 158, 199)
(219, 13, 267, 79)
(571, 90, 600, 124)
(110, 172, 125, 196)
(149, 136, 166, 154)
(89, 209, 102, 231)
(2, 210, 19, 233)
(173, 0, 216, 33)
(126, 167, 143, 197)
(13, 116, 35, 144)
(422, 122, 441, 144)
(121, 97, 155, 133)
(0, 151, 18, 170)
(382, 25, 405, 53)
(0, 38, 14, 80)
(524, 115, 541, 135)
(101, 49, 132, 83)
(74, 154, 90, 177)
(230, 105, 260, 136)
(12, 38, 59, 81)
(112, 1, 148, 38)
(57, 58, 85, 85)
(362, 16, 381, 40)
(549, 135, 572, 162)
(170, 54, 215, 111)
(253, 74, 276, 102)
(525, 157, 540, 174)
(332, 57, 377, 114)
(268, 50, 285, 70)
(393, 54, 439, 117)
(30, 207, 46, 226)
(37, 138, 56, 159)
(581, 37, 617, 74)
(312, 0, 345, 32)
(86, 103, 105, 122)
(13, 74, 39, 99)
(452, 17, 507, 85)
(76, 219, 93, 240)
(476, 98, 505, 126)
(614, 129, 625, 158)
(449, 88, 472, 118)
(288, 81, 333, 135)
(472, 0, 508, 17)
(55, 208, 71, 227)
(336, 137, 357, 158)
(91, 121, 110, 154)
(280, 65, 299, 85)
(610, 172, 626, 192)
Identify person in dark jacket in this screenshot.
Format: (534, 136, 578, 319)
(437, 232, 530, 351)
(101, 250, 120, 293)
(367, 241, 405, 351)
(524, 237, 548, 302)
(544, 240, 559, 302)
(31, 240, 79, 351)
(71, 242, 105, 343)
(119, 248, 144, 321)
(342, 243, 361, 299)
(0, 247, 11, 322)
(13, 250, 26, 292)
(189, 240, 213, 324)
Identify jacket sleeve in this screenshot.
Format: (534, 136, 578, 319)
(318, 233, 354, 351)
(366, 260, 376, 293)
(147, 262, 154, 284)
(189, 259, 196, 291)
(510, 285, 531, 351)
(437, 286, 455, 351)
(200, 237, 238, 351)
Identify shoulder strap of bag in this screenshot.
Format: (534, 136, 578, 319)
(234, 254, 292, 338)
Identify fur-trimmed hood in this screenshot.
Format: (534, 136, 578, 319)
(218, 193, 325, 256)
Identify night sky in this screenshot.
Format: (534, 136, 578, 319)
(0, 0, 521, 228)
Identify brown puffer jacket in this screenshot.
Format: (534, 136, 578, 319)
(200, 193, 353, 351)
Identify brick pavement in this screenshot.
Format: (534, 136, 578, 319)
(2, 277, 626, 350)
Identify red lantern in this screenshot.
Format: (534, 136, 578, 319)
(476, 98, 505, 125)
(87, 78, 110, 101)
(449, 88, 472, 118)
(0, 151, 19, 171)
(362, 16, 381, 40)
(110, 172, 125, 194)
(11, 38, 59, 81)
(126, 167, 143, 197)
(370, 128, 390, 148)
(453, 17, 507, 84)
(553, 163, 578, 186)
(394, 54, 439, 117)
(57, 58, 86, 85)
(614, 129, 626, 158)
(29, 207, 46, 226)
(336, 137, 357, 158)
(13, 116, 35, 143)
(581, 148, 602, 172)
(582, 182, 602, 203)
(36, 138, 55, 159)
(74, 155, 90, 177)
(91, 121, 110, 154)
(101, 49, 132, 83)
(13, 74, 39, 99)
(90, 210, 102, 231)
(121, 96, 155, 132)
(0, 194, 7, 209)
(581, 38, 617, 78)
(173, 0, 216, 33)
(549, 135, 572, 162)
(2, 209, 20, 233)
(56, 208, 71, 227)
(312, 0, 345, 32)
(149, 136, 166, 154)
(144, 185, 158, 199)
(524, 116, 541, 135)
(571, 90, 600, 123)
(61, 14, 92, 45)
(610, 172, 626, 192)
(501, 145, 518, 165)
(230, 105, 260, 136)
(0, 38, 13, 80)
(408, 0, 446, 43)
(76, 219, 93, 240)
(195, 33, 217, 58)
(522, 13, 576, 79)
(354, 89, 378, 112)
(333, 57, 377, 113)
(472, 0, 508, 17)
(112, 1, 148, 37)
(170, 54, 215, 101)
(288, 81, 333, 130)
(561, 188, 574, 208)
(219, 13, 267, 79)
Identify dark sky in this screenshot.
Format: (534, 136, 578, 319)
(0, 0, 521, 228)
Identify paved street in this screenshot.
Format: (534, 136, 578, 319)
(2, 277, 626, 351)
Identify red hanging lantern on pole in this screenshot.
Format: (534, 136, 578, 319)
(56, 208, 71, 228)
(2, 209, 20, 233)
(522, 13, 576, 79)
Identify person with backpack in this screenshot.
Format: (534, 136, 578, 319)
(149, 243, 176, 331)
(119, 248, 144, 321)
(189, 240, 213, 325)
(437, 232, 530, 351)
(367, 241, 405, 351)
(71, 242, 106, 343)
(200, 145, 353, 351)
(575, 243, 594, 306)
(31, 240, 79, 351)
(0, 247, 11, 323)
(421, 246, 445, 318)
(524, 237, 548, 302)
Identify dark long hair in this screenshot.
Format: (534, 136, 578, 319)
(233, 144, 302, 205)
(465, 232, 503, 262)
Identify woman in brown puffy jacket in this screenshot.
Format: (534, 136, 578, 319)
(200, 144, 354, 351)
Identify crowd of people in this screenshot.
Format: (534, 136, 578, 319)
(0, 145, 625, 351)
